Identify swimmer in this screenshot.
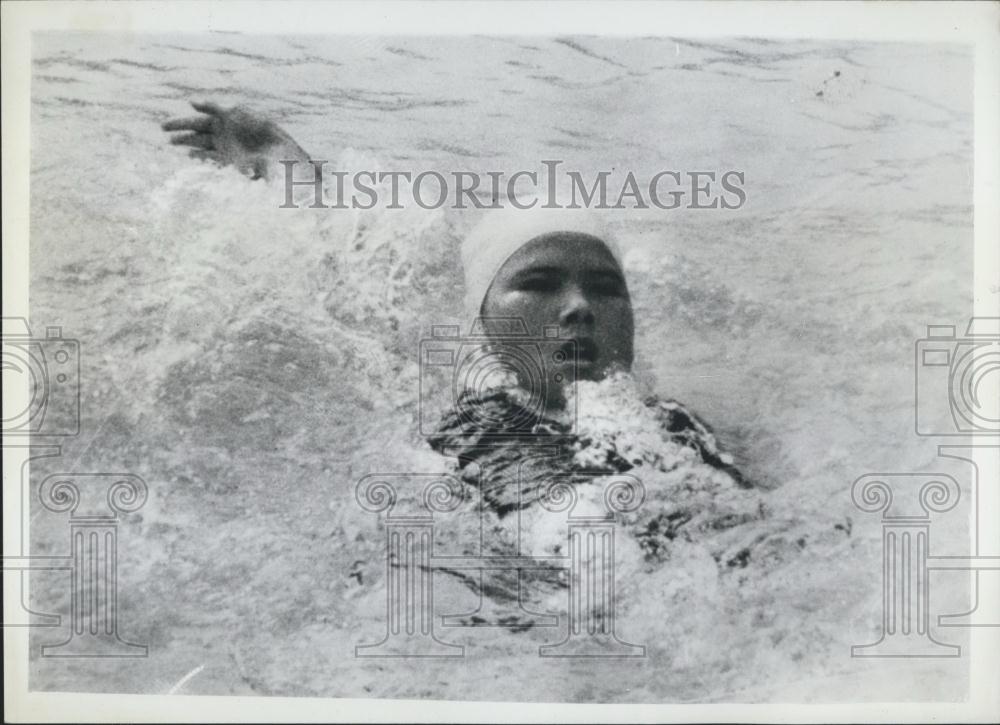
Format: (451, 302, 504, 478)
(162, 102, 749, 516)
(437, 204, 748, 513)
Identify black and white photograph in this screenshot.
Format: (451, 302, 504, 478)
(3, 1, 999, 721)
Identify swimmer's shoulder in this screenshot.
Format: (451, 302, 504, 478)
(643, 395, 715, 438)
(644, 395, 748, 485)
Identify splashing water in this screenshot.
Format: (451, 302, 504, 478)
(28, 33, 975, 702)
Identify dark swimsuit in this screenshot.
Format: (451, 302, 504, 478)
(427, 387, 748, 516)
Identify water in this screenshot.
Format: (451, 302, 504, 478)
(28, 33, 973, 700)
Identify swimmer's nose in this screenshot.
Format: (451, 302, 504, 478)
(559, 285, 595, 327)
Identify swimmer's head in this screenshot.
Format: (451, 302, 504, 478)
(461, 204, 635, 388)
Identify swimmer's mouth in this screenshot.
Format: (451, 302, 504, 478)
(559, 339, 599, 366)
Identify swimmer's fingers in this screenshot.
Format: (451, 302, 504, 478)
(188, 149, 225, 163)
(161, 115, 213, 133)
(169, 132, 215, 150)
(190, 100, 225, 116)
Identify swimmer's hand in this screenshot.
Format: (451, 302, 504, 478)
(161, 101, 311, 181)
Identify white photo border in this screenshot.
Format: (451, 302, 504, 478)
(3, 1, 998, 722)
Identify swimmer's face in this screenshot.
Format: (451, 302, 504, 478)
(481, 232, 635, 384)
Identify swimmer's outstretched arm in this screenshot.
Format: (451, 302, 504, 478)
(161, 101, 312, 181)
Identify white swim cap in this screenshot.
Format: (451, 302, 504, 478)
(460, 202, 624, 324)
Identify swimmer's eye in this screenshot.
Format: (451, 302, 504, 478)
(514, 274, 561, 293)
(587, 272, 628, 297)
